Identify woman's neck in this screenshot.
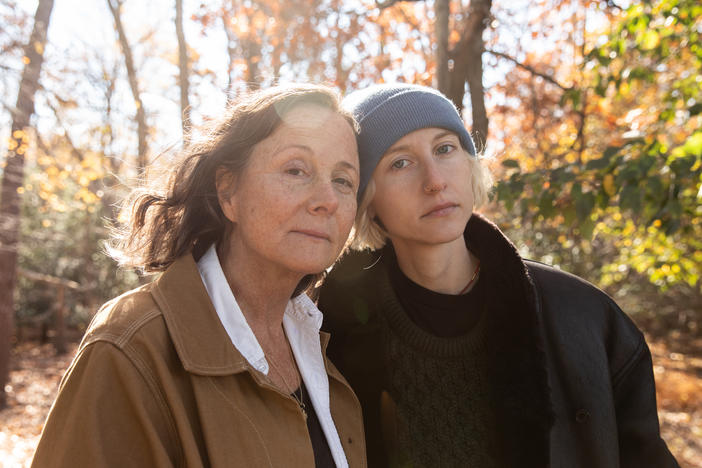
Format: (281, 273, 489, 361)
(391, 235, 478, 295)
(216, 242, 300, 339)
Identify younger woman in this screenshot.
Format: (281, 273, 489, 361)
(319, 83, 678, 468)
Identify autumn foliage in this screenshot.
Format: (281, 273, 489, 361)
(0, 0, 700, 464)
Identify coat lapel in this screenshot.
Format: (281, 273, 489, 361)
(466, 214, 554, 467)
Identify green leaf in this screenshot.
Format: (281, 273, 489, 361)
(551, 167, 576, 183)
(682, 132, 702, 156)
(501, 159, 521, 169)
(509, 177, 525, 194)
(644, 176, 664, 201)
(620, 184, 642, 212)
(686, 102, 701, 117)
(539, 191, 556, 219)
(563, 205, 577, 225)
(575, 191, 595, 222)
(587, 146, 619, 170)
(495, 183, 514, 211)
(579, 218, 595, 240)
(641, 30, 660, 50)
(670, 155, 696, 175)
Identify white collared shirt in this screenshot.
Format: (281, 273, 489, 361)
(196, 245, 348, 468)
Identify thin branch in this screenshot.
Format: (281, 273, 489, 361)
(0, 63, 20, 73)
(18, 267, 82, 290)
(376, 0, 422, 10)
(44, 97, 85, 162)
(603, 0, 623, 12)
(487, 49, 572, 91)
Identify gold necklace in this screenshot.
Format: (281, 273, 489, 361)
(265, 338, 307, 417)
(458, 259, 481, 295)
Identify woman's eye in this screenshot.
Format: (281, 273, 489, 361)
(436, 144, 455, 155)
(285, 167, 305, 176)
(391, 159, 410, 170)
(333, 177, 354, 190)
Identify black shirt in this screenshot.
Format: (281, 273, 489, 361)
(386, 246, 484, 337)
(294, 380, 335, 468)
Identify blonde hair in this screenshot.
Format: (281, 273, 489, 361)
(351, 153, 493, 251)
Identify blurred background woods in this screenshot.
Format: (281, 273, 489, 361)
(0, 0, 700, 462)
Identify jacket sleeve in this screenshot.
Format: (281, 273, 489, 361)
(31, 342, 181, 468)
(612, 332, 680, 468)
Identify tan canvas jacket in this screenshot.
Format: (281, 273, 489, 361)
(31, 255, 366, 467)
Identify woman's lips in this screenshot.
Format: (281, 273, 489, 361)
(422, 202, 458, 218)
(292, 229, 331, 241)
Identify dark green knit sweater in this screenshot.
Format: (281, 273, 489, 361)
(320, 250, 500, 467)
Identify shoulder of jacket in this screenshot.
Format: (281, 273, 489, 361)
(525, 260, 616, 307)
(524, 260, 646, 363)
(82, 282, 165, 350)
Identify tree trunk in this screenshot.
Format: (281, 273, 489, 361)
(107, 0, 148, 171)
(175, 0, 191, 142)
(447, 0, 491, 148)
(0, 0, 54, 410)
(243, 36, 262, 90)
(222, 8, 237, 102)
(434, 0, 450, 94)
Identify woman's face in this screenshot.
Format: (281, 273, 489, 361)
(369, 127, 474, 250)
(218, 103, 359, 277)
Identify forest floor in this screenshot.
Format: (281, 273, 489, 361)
(1, 328, 701, 468)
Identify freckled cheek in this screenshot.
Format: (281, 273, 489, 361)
(338, 199, 357, 230)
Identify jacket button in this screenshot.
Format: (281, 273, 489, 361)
(347, 437, 353, 444)
(575, 409, 589, 423)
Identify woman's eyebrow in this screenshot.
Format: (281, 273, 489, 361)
(276, 143, 313, 154)
(432, 131, 457, 141)
(384, 144, 412, 156)
(337, 160, 359, 174)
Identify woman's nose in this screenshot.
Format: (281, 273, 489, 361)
(423, 160, 447, 194)
(308, 179, 339, 214)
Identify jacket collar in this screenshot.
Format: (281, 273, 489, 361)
(150, 253, 334, 378)
(465, 214, 554, 467)
(151, 254, 252, 375)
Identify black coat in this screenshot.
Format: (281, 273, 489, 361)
(318, 214, 679, 468)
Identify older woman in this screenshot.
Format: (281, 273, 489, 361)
(318, 84, 678, 467)
(32, 84, 365, 468)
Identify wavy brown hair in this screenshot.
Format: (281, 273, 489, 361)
(108, 84, 355, 294)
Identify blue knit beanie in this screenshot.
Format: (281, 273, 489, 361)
(343, 83, 476, 199)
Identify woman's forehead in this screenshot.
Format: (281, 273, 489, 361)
(384, 127, 459, 154)
(278, 103, 340, 131)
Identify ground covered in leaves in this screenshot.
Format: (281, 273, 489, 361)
(1, 333, 701, 467)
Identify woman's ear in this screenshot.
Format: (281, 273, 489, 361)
(216, 167, 237, 222)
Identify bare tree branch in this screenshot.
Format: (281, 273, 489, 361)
(376, 0, 422, 10)
(175, 0, 191, 142)
(106, 0, 148, 171)
(487, 49, 572, 91)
